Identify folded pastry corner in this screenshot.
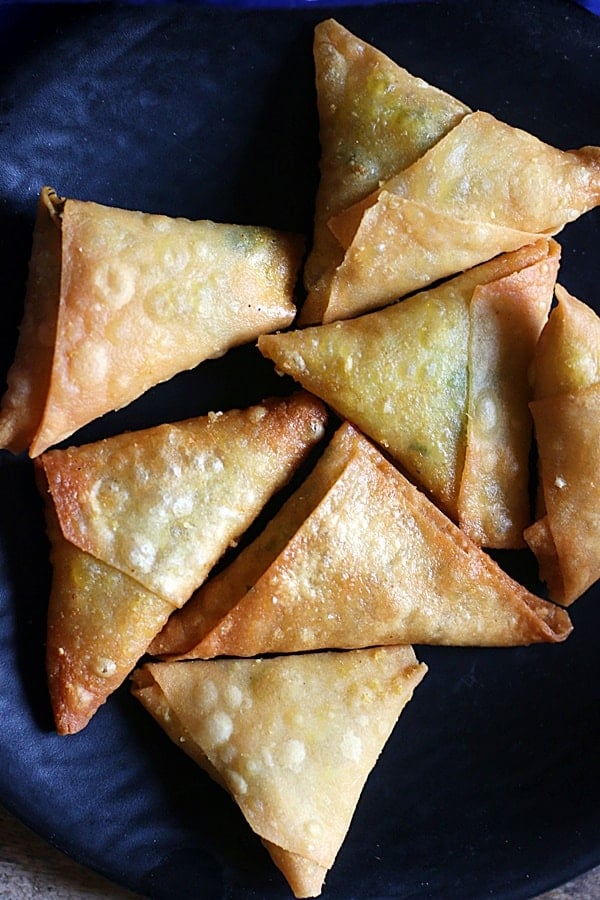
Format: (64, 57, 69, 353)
(300, 18, 470, 326)
(261, 841, 328, 899)
(131, 645, 428, 897)
(325, 110, 600, 320)
(37, 467, 176, 736)
(153, 421, 571, 663)
(36, 392, 328, 733)
(0, 186, 304, 456)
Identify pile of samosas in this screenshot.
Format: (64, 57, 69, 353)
(2, 19, 599, 898)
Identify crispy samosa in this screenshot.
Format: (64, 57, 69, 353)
(152, 422, 571, 661)
(525, 285, 600, 604)
(0, 187, 303, 456)
(260, 241, 559, 534)
(300, 18, 469, 325)
(132, 646, 427, 898)
(36, 393, 328, 733)
(324, 110, 600, 319)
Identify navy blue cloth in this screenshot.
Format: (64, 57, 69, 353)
(574, 0, 600, 12)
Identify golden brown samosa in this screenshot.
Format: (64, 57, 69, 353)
(0, 187, 303, 456)
(36, 393, 328, 734)
(525, 285, 600, 604)
(152, 422, 571, 662)
(300, 18, 470, 325)
(325, 110, 600, 319)
(132, 646, 427, 898)
(260, 241, 559, 532)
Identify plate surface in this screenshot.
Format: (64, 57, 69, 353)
(0, 2, 599, 899)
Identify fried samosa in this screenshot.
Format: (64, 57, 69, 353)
(300, 18, 469, 325)
(0, 186, 303, 456)
(324, 110, 600, 319)
(260, 241, 559, 538)
(132, 646, 427, 898)
(152, 422, 571, 662)
(36, 393, 328, 733)
(525, 285, 600, 604)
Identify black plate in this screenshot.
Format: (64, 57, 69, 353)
(1, 2, 599, 898)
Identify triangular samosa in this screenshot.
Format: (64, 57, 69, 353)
(300, 18, 470, 325)
(259, 241, 559, 532)
(0, 187, 303, 456)
(37, 393, 327, 605)
(131, 646, 427, 898)
(525, 285, 600, 604)
(324, 110, 600, 319)
(36, 393, 328, 733)
(152, 423, 571, 662)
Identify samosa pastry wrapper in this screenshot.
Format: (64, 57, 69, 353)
(262, 842, 328, 900)
(38, 393, 328, 607)
(523, 516, 565, 607)
(325, 111, 600, 319)
(160, 423, 571, 660)
(132, 646, 427, 898)
(528, 283, 600, 527)
(260, 241, 558, 521)
(526, 285, 600, 604)
(150, 414, 355, 658)
(0, 190, 61, 453)
(0, 187, 303, 456)
(527, 385, 600, 605)
(317, 194, 542, 322)
(47, 544, 175, 736)
(39, 475, 176, 735)
(301, 18, 469, 325)
(457, 251, 558, 547)
(531, 284, 600, 399)
(333, 111, 600, 246)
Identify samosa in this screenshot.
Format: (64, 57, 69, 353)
(132, 646, 427, 898)
(525, 285, 600, 605)
(36, 393, 328, 734)
(151, 422, 571, 662)
(260, 241, 559, 542)
(0, 187, 303, 456)
(325, 109, 600, 319)
(300, 18, 470, 325)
